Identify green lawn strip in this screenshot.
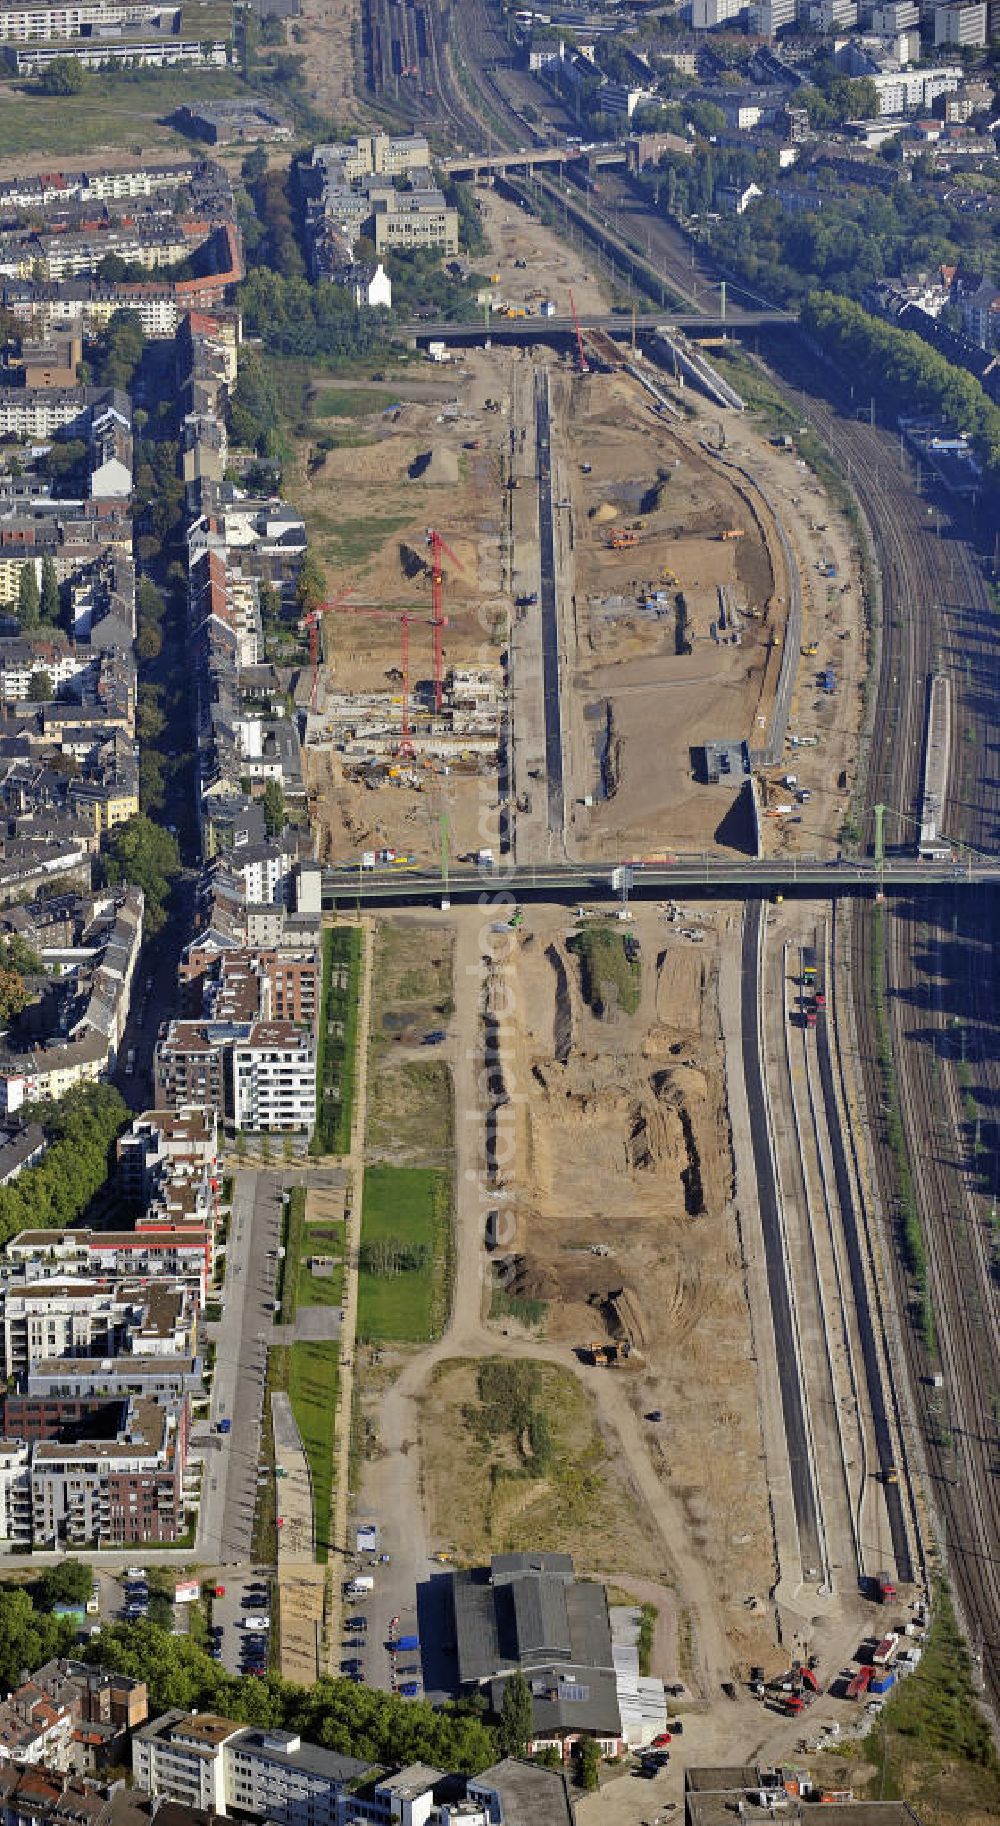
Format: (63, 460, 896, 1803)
(357, 1164, 452, 1342)
(313, 389, 400, 419)
(280, 1186, 306, 1323)
(312, 925, 362, 1156)
(295, 1223, 346, 1310)
(277, 1339, 339, 1564)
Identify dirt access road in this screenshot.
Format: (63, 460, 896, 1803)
(357, 905, 733, 1698)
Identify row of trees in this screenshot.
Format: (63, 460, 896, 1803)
(0, 1083, 128, 1249)
(85, 1619, 499, 1770)
(103, 812, 181, 935)
(15, 554, 62, 631)
(802, 291, 1000, 489)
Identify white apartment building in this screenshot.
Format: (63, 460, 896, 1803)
(0, 1442, 31, 1547)
(0, 389, 88, 440)
(0, 0, 160, 40)
(934, 0, 986, 40)
(227, 841, 293, 907)
(810, 0, 858, 26)
(749, 0, 797, 36)
(691, 0, 746, 26)
(0, 641, 88, 702)
(0, 1281, 124, 1377)
(10, 36, 229, 70)
(370, 188, 459, 255)
(232, 1023, 316, 1134)
(869, 62, 961, 112)
(871, 0, 919, 26)
(133, 1717, 369, 1823)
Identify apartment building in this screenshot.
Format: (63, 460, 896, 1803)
(0, 1684, 75, 1770)
(0, 1442, 30, 1546)
(8, 36, 229, 71)
(0, 1767, 219, 1826)
(29, 1394, 187, 1547)
(24, 1356, 202, 1403)
(0, 385, 128, 443)
(153, 1022, 230, 1119)
(0, 1282, 125, 1378)
(232, 1023, 316, 1134)
(133, 1717, 369, 1823)
(869, 63, 961, 112)
(369, 188, 459, 255)
(116, 1106, 218, 1201)
(205, 949, 320, 1026)
(0, 0, 163, 40)
(341, 131, 432, 179)
(934, 0, 986, 40)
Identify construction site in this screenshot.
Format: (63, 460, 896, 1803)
(300, 272, 865, 874)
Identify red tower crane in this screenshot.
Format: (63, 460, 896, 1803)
(568, 288, 589, 376)
(425, 528, 463, 714)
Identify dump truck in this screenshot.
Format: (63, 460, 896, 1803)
(584, 1339, 641, 1367)
(718, 527, 745, 541)
(846, 1667, 872, 1701)
(876, 1571, 897, 1605)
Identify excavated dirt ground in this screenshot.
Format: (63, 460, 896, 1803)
(425, 901, 777, 1667)
(299, 353, 511, 866)
(562, 372, 784, 859)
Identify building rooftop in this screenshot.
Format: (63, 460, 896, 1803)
(470, 1758, 575, 1826)
(229, 1725, 370, 1786)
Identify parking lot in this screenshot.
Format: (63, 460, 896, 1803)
(209, 1574, 274, 1677)
(337, 1535, 426, 1699)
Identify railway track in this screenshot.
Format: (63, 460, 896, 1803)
(786, 369, 1000, 1703)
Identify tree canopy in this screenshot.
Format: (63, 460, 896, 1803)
(0, 1083, 128, 1251)
(84, 1622, 499, 1771)
(802, 290, 1000, 492)
(103, 814, 179, 933)
(17, 565, 39, 629)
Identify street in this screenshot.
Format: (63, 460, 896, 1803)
(196, 1170, 285, 1564)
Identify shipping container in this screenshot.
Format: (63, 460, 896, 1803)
(870, 1670, 896, 1696)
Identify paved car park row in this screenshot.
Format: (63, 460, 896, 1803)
(208, 1574, 274, 1677)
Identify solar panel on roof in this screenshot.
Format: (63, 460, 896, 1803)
(560, 1683, 590, 1703)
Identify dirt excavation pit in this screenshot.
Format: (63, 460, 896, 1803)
(561, 373, 784, 861)
(484, 904, 777, 1667)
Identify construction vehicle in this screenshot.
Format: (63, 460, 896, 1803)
(718, 527, 745, 541)
(608, 527, 638, 549)
(801, 641, 819, 657)
(876, 1571, 897, 1605)
(583, 1338, 641, 1367)
(846, 1666, 872, 1701)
